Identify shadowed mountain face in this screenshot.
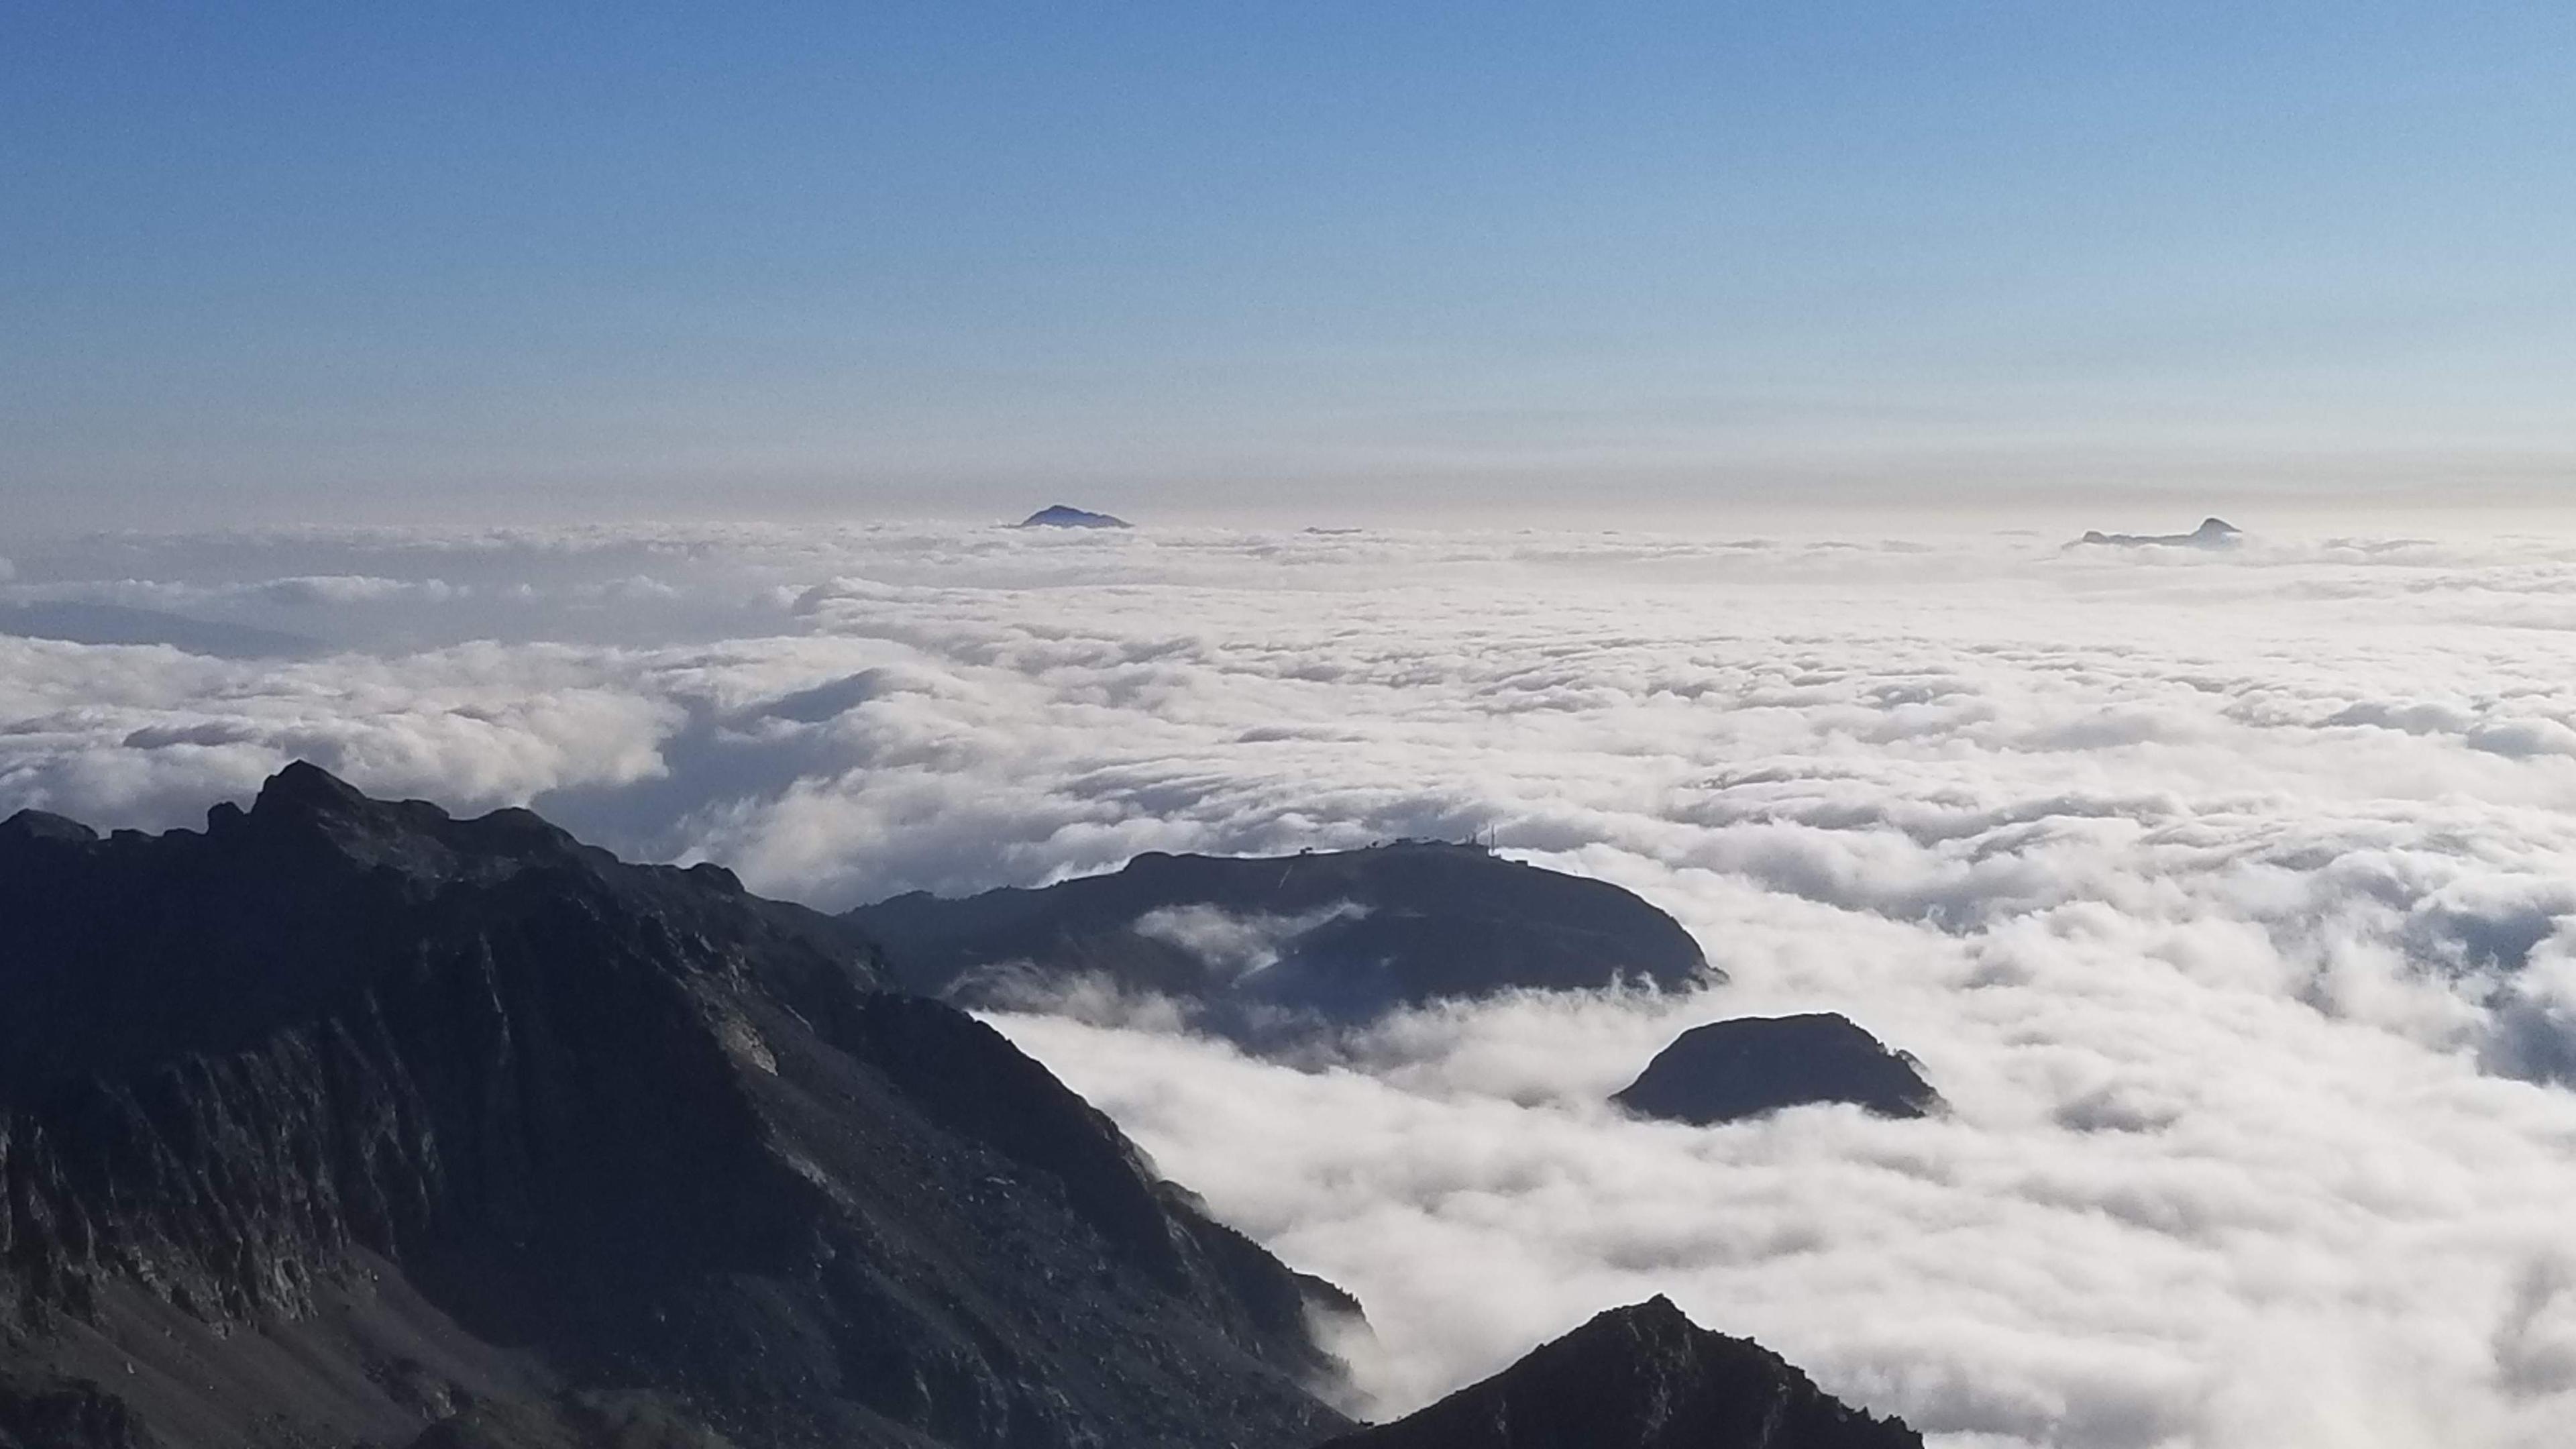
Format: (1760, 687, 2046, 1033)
(0, 767, 1352, 1449)
(1613, 1014, 1940, 1125)
(2072, 517, 2241, 549)
(847, 844, 1711, 1045)
(1317, 1297, 1922, 1449)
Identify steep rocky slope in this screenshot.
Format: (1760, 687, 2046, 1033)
(0, 765, 1352, 1448)
(1318, 1297, 1920, 1449)
(849, 843, 1710, 1044)
(1613, 1014, 1940, 1125)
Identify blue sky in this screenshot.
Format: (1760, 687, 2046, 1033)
(3, 2, 2570, 529)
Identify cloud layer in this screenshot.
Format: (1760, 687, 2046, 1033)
(15, 519, 2576, 1444)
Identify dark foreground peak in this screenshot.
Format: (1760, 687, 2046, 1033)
(0, 767, 1352, 1448)
(1320, 1297, 1921, 1448)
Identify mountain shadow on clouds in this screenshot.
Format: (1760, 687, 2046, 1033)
(0, 765, 1353, 1449)
(846, 842, 1715, 1048)
(1316, 1296, 1923, 1449)
(1613, 1013, 1942, 1125)
(0, 600, 320, 658)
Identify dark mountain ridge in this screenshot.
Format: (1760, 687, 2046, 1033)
(0, 766, 1350, 1448)
(1318, 1297, 1921, 1449)
(848, 843, 1711, 1046)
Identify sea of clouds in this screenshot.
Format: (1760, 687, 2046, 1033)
(12, 517, 2576, 1446)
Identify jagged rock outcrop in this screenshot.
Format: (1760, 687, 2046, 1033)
(2071, 517, 2241, 549)
(1613, 1014, 1940, 1125)
(1318, 1296, 1921, 1448)
(0, 765, 1352, 1448)
(849, 843, 1711, 1046)
(1016, 506, 1129, 529)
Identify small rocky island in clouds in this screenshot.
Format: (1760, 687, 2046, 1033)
(2070, 517, 2241, 549)
(1018, 504, 1132, 529)
(1614, 1012, 1942, 1125)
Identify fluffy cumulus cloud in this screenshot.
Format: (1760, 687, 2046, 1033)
(19, 519, 2576, 1444)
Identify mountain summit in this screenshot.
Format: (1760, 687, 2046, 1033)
(0, 767, 1350, 1448)
(1319, 1297, 1922, 1449)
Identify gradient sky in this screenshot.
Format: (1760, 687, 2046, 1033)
(4, 2, 2571, 530)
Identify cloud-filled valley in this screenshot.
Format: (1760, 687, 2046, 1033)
(14, 518, 2576, 1446)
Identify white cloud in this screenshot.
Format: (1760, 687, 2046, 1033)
(0, 636, 677, 823)
(1132, 901, 1368, 984)
(17, 521, 2576, 1444)
(248, 574, 466, 606)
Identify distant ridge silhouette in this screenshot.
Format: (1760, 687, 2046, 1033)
(2071, 517, 2241, 549)
(1019, 504, 1131, 529)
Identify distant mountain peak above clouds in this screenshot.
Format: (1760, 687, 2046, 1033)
(2072, 517, 2241, 549)
(1018, 504, 1131, 529)
(847, 841, 1713, 1047)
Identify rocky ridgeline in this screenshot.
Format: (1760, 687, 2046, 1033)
(0, 765, 1346, 1448)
